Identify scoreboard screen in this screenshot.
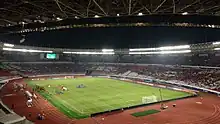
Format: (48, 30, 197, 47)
(40, 53, 59, 60)
(46, 53, 57, 59)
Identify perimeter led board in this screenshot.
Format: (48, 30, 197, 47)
(46, 53, 56, 59)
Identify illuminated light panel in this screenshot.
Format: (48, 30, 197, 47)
(63, 51, 115, 55)
(102, 49, 114, 52)
(158, 45, 190, 50)
(214, 48, 220, 50)
(56, 17, 63, 21)
(129, 51, 158, 54)
(94, 15, 99, 18)
(129, 50, 191, 54)
(213, 42, 220, 45)
(138, 12, 143, 16)
(3, 43, 14, 47)
(3, 48, 53, 53)
(160, 50, 191, 54)
(129, 48, 157, 51)
(129, 45, 190, 51)
(182, 12, 188, 15)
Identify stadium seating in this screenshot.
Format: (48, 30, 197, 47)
(116, 65, 220, 91)
(0, 70, 12, 77)
(5, 62, 219, 91)
(1, 44, 220, 92)
(11, 63, 87, 75)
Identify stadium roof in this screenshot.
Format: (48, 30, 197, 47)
(1, 0, 220, 24)
(1, 0, 220, 33)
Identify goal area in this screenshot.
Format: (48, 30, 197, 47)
(142, 95, 158, 104)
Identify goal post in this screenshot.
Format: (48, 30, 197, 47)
(142, 95, 158, 104)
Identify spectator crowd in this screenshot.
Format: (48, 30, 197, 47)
(1, 62, 220, 92)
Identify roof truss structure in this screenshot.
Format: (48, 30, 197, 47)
(0, 0, 220, 27)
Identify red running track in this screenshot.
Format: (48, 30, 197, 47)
(1, 79, 220, 124)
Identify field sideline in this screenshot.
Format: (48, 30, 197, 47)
(27, 77, 192, 119)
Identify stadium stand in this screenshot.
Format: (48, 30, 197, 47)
(2, 62, 220, 91)
(1, 41, 220, 92)
(0, 95, 29, 124)
(114, 65, 220, 91)
(1, 41, 220, 124)
(10, 62, 86, 75)
(0, 69, 13, 77)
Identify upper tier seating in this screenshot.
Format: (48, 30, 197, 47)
(7, 62, 220, 91)
(12, 63, 87, 75)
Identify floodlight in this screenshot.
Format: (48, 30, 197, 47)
(129, 45, 190, 51)
(3, 48, 53, 53)
(129, 50, 191, 55)
(117, 14, 120, 16)
(129, 48, 157, 51)
(182, 12, 188, 15)
(214, 48, 220, 50)
(94, 15, 99, 18)
(78, 52, 115, 55)
(160, 50, 191, 54)
(102, 49, 114, 52)
(158, 45, 190, 50)
(56, 17, 63, 21)
(138, 13, 143, 16)
(129, 52, 158, 54)
(63, 51, 114, 55)
(63, 52, 72, 54)
(213, 42, 220, 45)
(3, 43, 14, 47)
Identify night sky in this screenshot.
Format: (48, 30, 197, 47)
(2, 26, 220, 49)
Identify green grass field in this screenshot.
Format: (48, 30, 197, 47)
(131, 109, 161, 117)
(27, 77, 192, 119)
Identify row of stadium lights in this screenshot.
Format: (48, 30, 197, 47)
(6, 12, 190, 28)
(94, 12, 189, 18)
(56, 13, 143, 20)
(92, 12, 188, 18)
(7, 11, 188, 26)
(17, 23, 219, 34)
(93, 13, 143, 18)
(16, 12, 144, 26)
(16, 12, 157, 26)
(6, 13, 143, 27)
(2, 42, 220, 54)
(15, 10, 217, 34)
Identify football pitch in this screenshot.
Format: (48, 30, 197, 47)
(27, 77, 192, 119)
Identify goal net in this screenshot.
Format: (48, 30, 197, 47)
(142, 95, 158, 104)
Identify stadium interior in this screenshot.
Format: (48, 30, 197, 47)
(1, 0, 220, 124)
(1, 41, 220, 124)
(1, 41, 220, 92)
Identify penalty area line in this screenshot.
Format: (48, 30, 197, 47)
(66, 98, 93, 114)
(54, 96, 86, 114)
